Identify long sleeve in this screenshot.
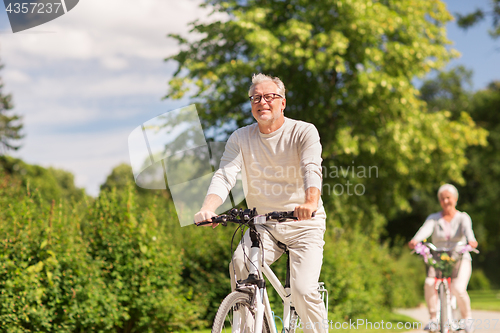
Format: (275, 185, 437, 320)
(299, 124, 323, 191)
(206, 133, 242, 203)
(461, 212, 477, 243)
(412, 216, 436, 242)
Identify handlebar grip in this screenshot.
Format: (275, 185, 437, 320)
(195, 221, 213, 226)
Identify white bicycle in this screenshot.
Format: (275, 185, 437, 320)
(197, 208, 328, 333)
(414, 242, 479, 333)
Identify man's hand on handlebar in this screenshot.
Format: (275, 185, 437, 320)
(294, 203, 316, 221)
(194, 210, 219, 228)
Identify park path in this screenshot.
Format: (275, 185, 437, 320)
(396, 305, 500, 333)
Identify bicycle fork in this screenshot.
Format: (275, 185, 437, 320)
(436, 278, 453, 333)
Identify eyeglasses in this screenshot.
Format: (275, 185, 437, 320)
(249, 93, 283, 104)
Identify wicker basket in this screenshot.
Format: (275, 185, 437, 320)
(427, 251, 463, 279)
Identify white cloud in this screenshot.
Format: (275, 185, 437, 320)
(12, 128, 133, 196)
(100, 56, 129, 70)
(1, 0, 226, 65)
(2, 0, 227, 196)
(3, 69, 31, 84)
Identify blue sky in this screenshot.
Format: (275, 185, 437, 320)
(440, 0, 500, 89)
(0, 0, 499, 196)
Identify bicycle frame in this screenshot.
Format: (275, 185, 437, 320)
(435, 277, 454, 333)
(261, 261, 293, 333)
(203, 209, 328, 333)
(236, 226, 328, 333)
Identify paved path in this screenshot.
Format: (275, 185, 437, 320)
(396, 305, 500, 333)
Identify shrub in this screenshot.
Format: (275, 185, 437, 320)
(84, 186, 204, 332)
(0, 174, 119, 332)
(468, 268, 491, 290)
(0, 166, 205, 332)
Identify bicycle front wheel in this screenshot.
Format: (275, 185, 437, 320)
(439, 283, 448, 333)
(212, 291, 270, 333)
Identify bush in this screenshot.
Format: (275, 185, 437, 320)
(321, 227, 422, 322)
(468, 268, 491, 291)
(84, 186, 204, 332)
(0, 174, 119, 332)
(0, 166, 205, 332)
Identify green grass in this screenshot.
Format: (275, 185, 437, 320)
(470, 289, 500, 311)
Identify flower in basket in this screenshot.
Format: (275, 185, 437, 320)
(441, 253, 451, 261)
(430, 253, 456, 277)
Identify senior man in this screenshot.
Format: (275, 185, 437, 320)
(195, 73, 327, 333)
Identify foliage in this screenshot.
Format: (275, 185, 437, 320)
(419, 66, 473, 117)
(84, 185, 204, 332)
(0, 171, 118, 332)
(456, 0, 500, 38)
(0, 60, 23, 154)
(100, 163, 136, 192)
(321, 226, 422, 322)
(100, 163, 172, 209)
(0, 162, 205, 332)
(459, 81, 500, 286)
(0, 155, 86, 203)
(468, 269, 491, 291)
(100, 163, 237, 323)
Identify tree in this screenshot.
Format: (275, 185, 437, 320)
(166, 0, 487, 233)
(459, 81, 500, 286)
(386, 66, 476, 243)
(419, 65, 474, 116)
(389, 67, 500, 287)
(456, 0, 500, 39)
(0, 59, 23, 154)
(0, 155, 86, 202)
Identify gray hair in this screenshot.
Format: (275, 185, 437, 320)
(437, 184, 459, 200)
(248, 73, 286, 97)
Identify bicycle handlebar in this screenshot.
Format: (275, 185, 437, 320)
(414, 241, 479, 254)
(195, 208, 316, 226)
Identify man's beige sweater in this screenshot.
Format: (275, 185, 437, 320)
(207, 117, 325, 220)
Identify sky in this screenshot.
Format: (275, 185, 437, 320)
(0, 0, 499, 196)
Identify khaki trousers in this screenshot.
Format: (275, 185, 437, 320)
(230, 221, 327, 333)
(424, 259, 473, 320)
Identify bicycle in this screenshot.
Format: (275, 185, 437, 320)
(197, 208, 328, 333)
(413, 241, 479, 333)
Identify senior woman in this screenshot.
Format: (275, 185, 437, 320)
(408, 184, 478, 332)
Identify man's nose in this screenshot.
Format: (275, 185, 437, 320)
(257, 98, 268, 105)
